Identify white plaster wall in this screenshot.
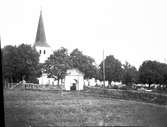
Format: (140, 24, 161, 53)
(78, 76, 84, 90)
(64, 76, 72, 90)
(35, 46, 53, 63)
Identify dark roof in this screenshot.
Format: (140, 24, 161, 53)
(34, 11, 50, 47)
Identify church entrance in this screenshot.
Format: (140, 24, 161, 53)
(70, 83, 76, 90)
(64, 69, 84, 90)
(70, 79, 78, 91)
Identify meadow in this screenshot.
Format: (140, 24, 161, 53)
(4, 89, 167, 126)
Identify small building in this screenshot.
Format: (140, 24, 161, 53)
(64, 69, 84, 90)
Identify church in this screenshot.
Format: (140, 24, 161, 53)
(33, 10, 53, 63)
(33, 11, 84, 90)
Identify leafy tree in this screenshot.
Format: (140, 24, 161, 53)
(70, 48, 98, 79)
(43, 47, 72, 85)
(138, 60, 167, 88)
(17, 44, 41, 82)
(2, 44, 41, 83)
(122, 62, 138, 86)
(159, 63, 167, 88)
(99, 55, 123, 84)
(2, 45, 18, 83)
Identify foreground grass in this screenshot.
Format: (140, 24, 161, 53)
(4, 89, 167, 127)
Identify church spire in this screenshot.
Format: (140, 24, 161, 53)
(34, 10, 50, 47)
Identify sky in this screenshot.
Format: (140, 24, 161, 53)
(1, 0, 167, 69)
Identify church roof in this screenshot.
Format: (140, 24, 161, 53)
(34, 11, 50, 47)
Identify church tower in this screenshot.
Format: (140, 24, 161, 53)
(34, 10, 52, 63)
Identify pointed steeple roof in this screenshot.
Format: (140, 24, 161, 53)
(34, 10, 50, 47)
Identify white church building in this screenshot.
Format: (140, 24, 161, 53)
(33, 10, 53, 63)
(33, 11, 84, 90)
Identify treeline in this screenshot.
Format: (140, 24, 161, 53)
(100, 56, 167, 89)
(2, 44, 41, 83)
(2, 44, 167, 89)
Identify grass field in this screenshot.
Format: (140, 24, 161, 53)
(4, 89, 167, 127)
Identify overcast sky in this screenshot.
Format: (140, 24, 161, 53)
(1, 0, 167, 69)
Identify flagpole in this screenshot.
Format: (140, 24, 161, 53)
(103, 49, 105, 88)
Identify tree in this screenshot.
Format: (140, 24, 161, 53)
(70, 48, 98, 79)
(138, 60, 167, 88)
(2, 44, 41, 83)
(99, 55, 123, 84)
(2, 45, 18, 83)
(43, 47, 72, 85)
(122, 62, 138, 86)
(159, 63, 167, 88)
(17, 44, 41, 82)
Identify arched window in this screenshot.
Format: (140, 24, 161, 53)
(44, 50, 46, 54)
(39, 50, 41, 54)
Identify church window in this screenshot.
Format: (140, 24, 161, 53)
(44, 50, 46, 54)
(39, 50, 41, 54)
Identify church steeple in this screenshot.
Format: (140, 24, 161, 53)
(34, 10, 53, 63)
(34, 10, 50, 47)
